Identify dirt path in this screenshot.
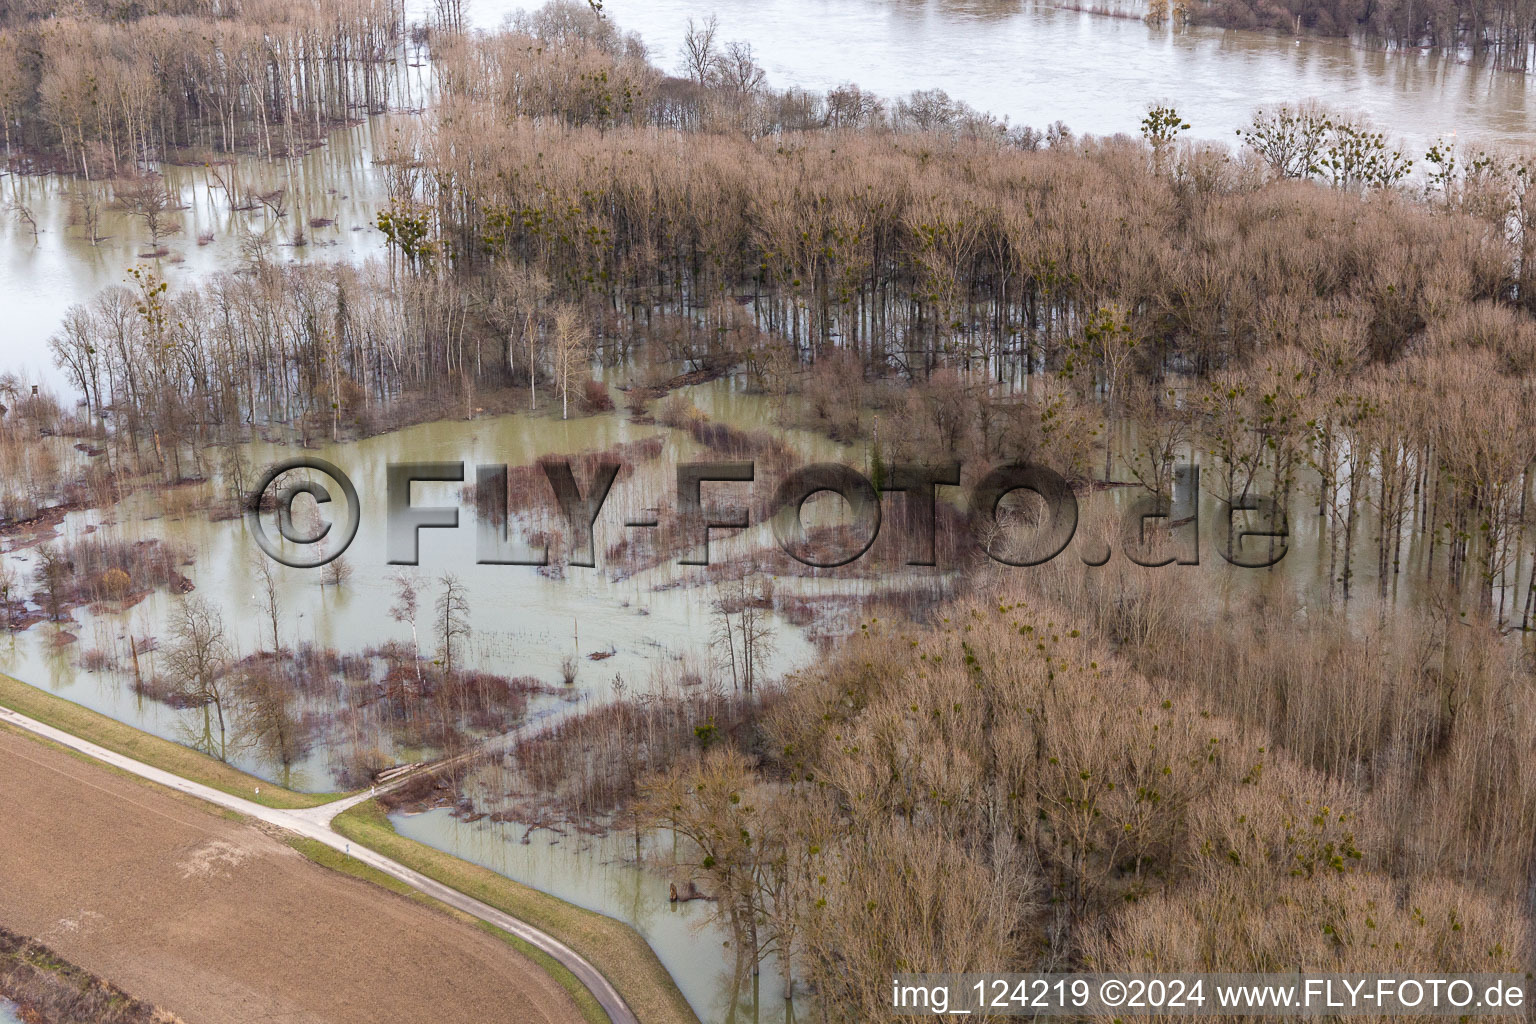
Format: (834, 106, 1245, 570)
(0, 726, 585, 1024)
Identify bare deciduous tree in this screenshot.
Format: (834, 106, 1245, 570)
(164, 596, 233, 761)
(234, 663, 306, 779)
(390, 570, 425, 693)
(252, 554, 281, 653)
(435, 573, 471, 678)
(680, 15, 720, 86)
(114, 174, 182, 247)
(550, 304, 589, 420)
(711, 564, 776, 696)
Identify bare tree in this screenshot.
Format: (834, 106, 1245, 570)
(551, 304, 590, 420)
(234, 662, 305, 779)
(1123, 384, 1191, 501)
(711, 564, 776, 696)
(1238, 102, 1333, 180)
(640, 750, 816, 987)
(238, 229, 275, 271)
(322, 555, 353, 588)
(164, 596, 233, 760)
(7, 199, 38, 242)
(67, 183, 104, 245)
(114, 174, 183, 247)
(252, 553, 281, 652)
(390, 570, 425, 691)
(495, 264, 550, 410)
(219, 443, 251, 515)
(681, 15, 720, 86)
(32, 543, 68, 623)
(435, 573, 471, 679)
(49, 306, 105, 420)
(0, 563, 17, 631)
(434, 0, 467, 35)
(252, 186, 289, 221)
(716, 41, 765, 96)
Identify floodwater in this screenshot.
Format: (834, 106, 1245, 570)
(394, 805, 796, 1024)
(0, 382, 1519, 1022)
(0, 380, 835, 790)
(0, 380, 853, 1023)
(596, 0, 1536, 153)
(0, 999, 18, 1024)
(0, 112, 411, 396)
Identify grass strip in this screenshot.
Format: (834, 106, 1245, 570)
(333, 800, 700, 1024)
(0, 671, 343, 809)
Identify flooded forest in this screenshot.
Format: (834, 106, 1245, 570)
(2, 0, 1536, 1020)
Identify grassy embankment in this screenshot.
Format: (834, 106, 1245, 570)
(333, 800, 701, 1024)
(0, 671, 342, 808)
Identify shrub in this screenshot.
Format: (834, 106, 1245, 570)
(580, 378, 614, 412)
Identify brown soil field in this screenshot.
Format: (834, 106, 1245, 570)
(0, 727, 583, 1024)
